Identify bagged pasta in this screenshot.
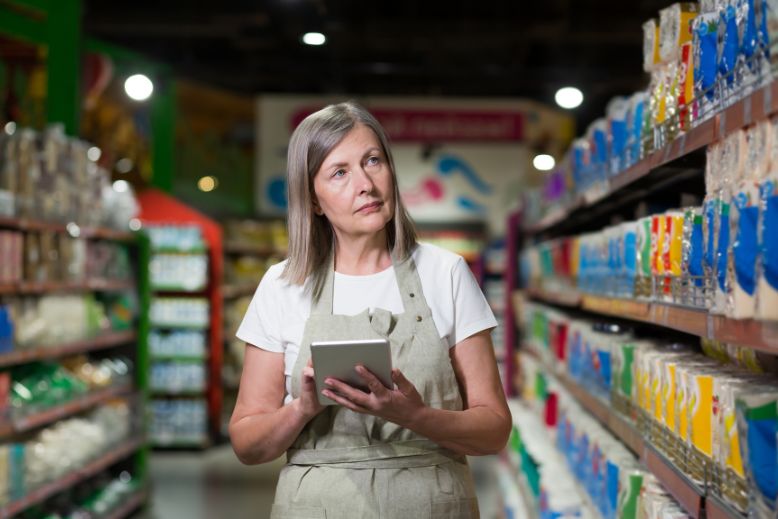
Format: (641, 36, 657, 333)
(756, 115, 778, 320)
(731, 121, 770, 318)
(735, 391, 778, 517)
(693, 6, 720, 121)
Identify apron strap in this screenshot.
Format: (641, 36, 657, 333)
(311, 245, 428, 317)
(286, 439, 465, 467)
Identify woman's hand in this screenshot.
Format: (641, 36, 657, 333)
(322, 366, 425, 427)
(294, 359, 325, 421)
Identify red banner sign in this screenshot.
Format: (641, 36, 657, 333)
(291, 107, 524, 142)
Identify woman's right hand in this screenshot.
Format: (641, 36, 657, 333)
(295, 359, 325, 421)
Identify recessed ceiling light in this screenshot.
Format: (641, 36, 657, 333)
(533, 154, 556, 171)
(555, 86, 584, 109)
(124, 74, 154, 101)
(198, 176, 218, 192)
(302, 32, 326, 46)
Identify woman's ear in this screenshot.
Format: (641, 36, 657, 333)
(312, 196, 324, 216)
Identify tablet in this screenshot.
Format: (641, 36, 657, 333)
(310, 338, 393, 406)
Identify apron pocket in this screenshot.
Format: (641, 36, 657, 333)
(270, 504, 326, 519)
(431, 497, 479, 518)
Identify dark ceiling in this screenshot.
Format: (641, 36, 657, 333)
(83, 0, 672, 132)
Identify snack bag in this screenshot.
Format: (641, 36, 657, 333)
(757, 115, 778, 320)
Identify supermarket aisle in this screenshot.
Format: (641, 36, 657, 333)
(141, 446, 284, 519)
(138, 447, 502, 518)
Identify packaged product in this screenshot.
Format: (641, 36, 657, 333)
(616, 469, 645, 519)
(682, 207, 706, 303)
(756, 115, 778, 320)
(662, 62, 681, 145)
(713, 130, 745, 314)
(607, 97, 630, 176)
(704, 143, 722, 305)
(766, 0, 778, 72)
(652, 214, 667, 298)
(731, 121, 770, 318)
(687, 367, 715, 459)
(678, 41, 696, 131)
(719, 1, 741, 103)
(643, 19, 661, 72)
(0, 131, 15, 217)
(737, 0, 762, 92)
(622, 222, 638, 297)
(665, 211, 685, 300)
(693, 7, 720, 120)
(636, 217, 653, 298)
(735, 391, 778, 517)
(627, 92, 648, 168)
(659, 4, 699, 63)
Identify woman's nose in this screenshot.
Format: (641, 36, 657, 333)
(356, 168, 375, 194)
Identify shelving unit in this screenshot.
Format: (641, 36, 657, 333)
(0, 216, 150, 517)
(220, 220, 287, 436)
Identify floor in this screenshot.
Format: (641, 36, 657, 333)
(138, 445, 503, 519)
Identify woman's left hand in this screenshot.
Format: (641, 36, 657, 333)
(322, 366, 425, 426)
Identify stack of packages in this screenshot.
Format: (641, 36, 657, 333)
(522, 114, 778, 321)
(528, 1, 778, 226)
(522, 301, 778, 515)
(515, 354, 693, 519)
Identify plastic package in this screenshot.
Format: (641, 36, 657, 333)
(693, 5, 720, 121)
(735, 391, 778, 517)
(626, 92, 648, 168)
(643, 19, 661, 73)
(659, 4, 700, 64)
(731, 121, 770, 318)
(719, 1, 741, 105)
(756, 115, 778, 320)
(607, 97, 630, 176)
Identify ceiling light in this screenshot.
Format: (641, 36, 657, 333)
(87, 146, 102, 162)
(112, 180, 130, 193)
(198, 176, 218, 192)
(555, 87, 584, 109)
(533, 154, 556, 171)
(124, 74, 154, 101)
(129, 218, 142, 231)
(4, 122, 16, 135)
(302, 32, 326, 46)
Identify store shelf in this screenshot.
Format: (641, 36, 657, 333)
(223, 242, 285, 256)
(523, 346, 644, 456)
(0, 384, 135, 438)
(0, 437, 144, 518)
(150, 322, 209, 330)
(222, 283, 256, 299)
(706, 493, 747, 519)
(523, 81, 778, 237)
(0, 216, 135, 242)
(151, 285, 207, 294)
(0, 330, 136, 368)
(525, 345, 728, 519)
(151, 389, 206, 397)
(643, 444, 705, 518)
(526, 289, 778, 353)
(0, 279, 135, 296)
(105, 488, 149, 519)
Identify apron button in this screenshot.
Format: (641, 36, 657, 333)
(409, 293, 415, 298)
(416, 315, 422, 322)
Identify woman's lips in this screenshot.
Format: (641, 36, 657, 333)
(356, 201, 382, 213)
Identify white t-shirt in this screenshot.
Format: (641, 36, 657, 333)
(236, 242, 498, 403)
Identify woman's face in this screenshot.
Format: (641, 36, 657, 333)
(312, 124, 395, 241)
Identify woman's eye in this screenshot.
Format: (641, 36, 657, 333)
(332, 169, 346, 178)
(366, 156, 380, 166)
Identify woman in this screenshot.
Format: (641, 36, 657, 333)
(230, 101, 511, 518)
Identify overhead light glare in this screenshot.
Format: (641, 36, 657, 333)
(124, 74, 154, 101)
(87, 147, 102, 162)
(198, 176, 218, 192)
(533, 154, 556, 171)
(112, 180, 130, 193)
(555, 86, 584, 109)
(302, 32, 326, 46)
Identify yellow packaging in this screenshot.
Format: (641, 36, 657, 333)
(653, 215, 666, 275)
(675, 365, 690, 442)
(688, 370, 715, 458)
(570, 238, 580, 279)
(669, 212, 684, 276)
(713, 377, 746, 477)
(663, 360, 678, 431)
(652, 356, 664, 424)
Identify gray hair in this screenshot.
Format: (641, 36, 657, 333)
(281, 101, 417, 297)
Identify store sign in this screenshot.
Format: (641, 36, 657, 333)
(291, 108, 524, 142)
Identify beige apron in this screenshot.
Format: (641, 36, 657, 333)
(270, 253, 479, 518)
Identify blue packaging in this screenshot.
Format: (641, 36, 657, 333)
(0, 307, 12, 354)
(733, 194, 759, 296)
(695, 13, 719, 103)
(719, 3, 740, 87)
